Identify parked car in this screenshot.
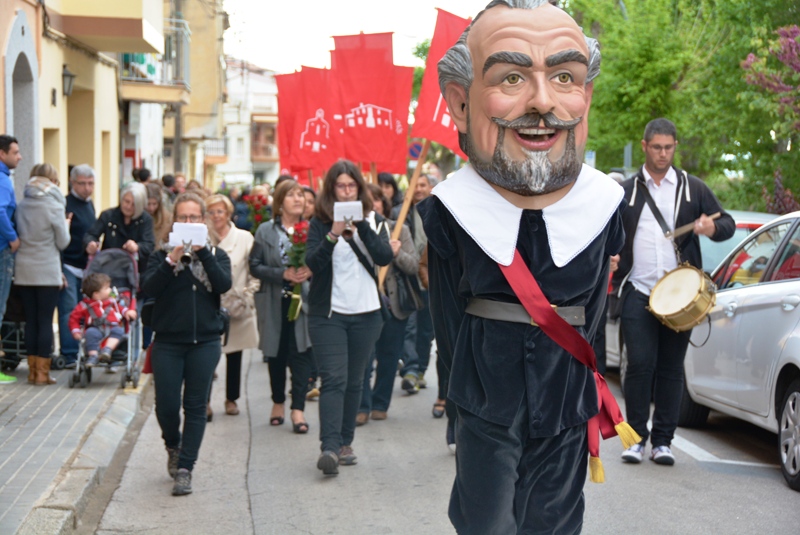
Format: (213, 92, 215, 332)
(605, 210, 777, 372)
(679, 211, 800, 491)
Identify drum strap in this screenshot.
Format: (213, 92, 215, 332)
(498, 249, 641, 483)
(638, 181, 683, 263)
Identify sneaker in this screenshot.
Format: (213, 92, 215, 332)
(306, 387, 320, 401)
(166, 447, 180, 479)
(418, 373, 427, 389)
(99, 348, 112, 363)
(85, 354, 99, 367)
(0, 372, 16, 384)
(621, 443, 645, 463)
(401, 374, 419, 394)
(446, 420, 456, 455)
(650, 445, 676, 466)
(317, 450, 339, 475)
(172, 468, 192, 495)
(338, 445, 357, 466)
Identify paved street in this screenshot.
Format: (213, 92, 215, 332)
(90, 349, 800, 535)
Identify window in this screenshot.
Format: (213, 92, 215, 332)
(769, 224, 800, 282)
(714, 223, 791, 289)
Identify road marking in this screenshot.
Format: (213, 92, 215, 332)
(672, 434, 778, 469)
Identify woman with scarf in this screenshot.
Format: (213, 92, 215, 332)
(249, 180, 313, 433)
(142, 193, 231, 496)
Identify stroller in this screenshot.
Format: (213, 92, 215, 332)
(68, 249, 142, 389)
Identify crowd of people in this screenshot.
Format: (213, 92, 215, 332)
(0, 134, 443, 495)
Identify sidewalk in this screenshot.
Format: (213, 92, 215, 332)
(0, 359, 147, 535)
(97, 349, 457, 535)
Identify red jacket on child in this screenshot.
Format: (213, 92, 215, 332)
(68, 297, 130, 335)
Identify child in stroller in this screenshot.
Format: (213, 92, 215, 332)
(68, 273, 135, 366)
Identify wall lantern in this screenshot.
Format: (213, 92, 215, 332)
(62, 64, 76, 97)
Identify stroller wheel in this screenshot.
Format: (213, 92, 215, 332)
(119, 371, 128, 389)
(68, 372, 76, 388)
(86, 367, 92, 383)
(79, 369, 88, 388)
(132, 369, 140, 389)
(51, 356, 66, 370)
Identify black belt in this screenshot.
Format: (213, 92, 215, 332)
(466, 298, 585, 327)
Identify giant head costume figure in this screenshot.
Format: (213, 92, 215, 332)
(439, 0, 600, 196)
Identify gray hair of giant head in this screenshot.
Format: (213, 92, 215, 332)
(438, 0, 601, 97)
(120, 182, 147, 220)
(69, 164, 96, 184)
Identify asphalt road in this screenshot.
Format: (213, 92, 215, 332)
(91, 349, 800, 534)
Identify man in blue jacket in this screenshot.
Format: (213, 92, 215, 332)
(0, 135, 22, 384)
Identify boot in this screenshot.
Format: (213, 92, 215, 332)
(27, 356, 38, 384)
(35, 357, 57, 385)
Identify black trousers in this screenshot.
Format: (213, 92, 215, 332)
(450, 404, 587, 535)
(267, 296, 313, 411)
(19, 286, 60, 357)
(620, 288, 691, 447)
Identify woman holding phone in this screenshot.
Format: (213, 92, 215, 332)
(305, 160, 393, 475)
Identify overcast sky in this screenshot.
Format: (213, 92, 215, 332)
(223, 0, 491, 73)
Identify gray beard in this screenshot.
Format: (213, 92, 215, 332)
(466, 114, 583, 196)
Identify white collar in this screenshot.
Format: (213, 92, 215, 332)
(643, 166, 677, 187)
(432, 164, 623, 267)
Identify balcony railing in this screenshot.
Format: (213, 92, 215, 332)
(204, 139, 228, 158)
(120, 19, 191, 90)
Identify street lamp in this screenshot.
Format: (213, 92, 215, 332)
(62, 64, 76, 97)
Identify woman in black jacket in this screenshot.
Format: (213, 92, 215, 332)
(142, 193, 232, 496)
(84, 182, 155, 275)
(306, 160, 393, 475)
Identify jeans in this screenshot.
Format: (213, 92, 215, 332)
(267, 296, 314, 411)
(57, 267, 82, 361)
(450, 404, 587, 535)
(360, 314, 409, 413)
(620, 288, 691, 447)
(309, 310, 383, 453)
(399, 291, 434, 377)
(0, 248, 14, 321)
(19, 286, 60, 357)
(152, 339, 221, 471)
(84, 325, 124, 354)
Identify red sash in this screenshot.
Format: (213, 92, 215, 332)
(498, 249, 640, 482)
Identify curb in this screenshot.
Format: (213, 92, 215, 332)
(15, 374, 152, 535)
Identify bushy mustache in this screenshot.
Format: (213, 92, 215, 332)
(492, 113, 581, 131)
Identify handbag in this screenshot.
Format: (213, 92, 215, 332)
(395, 269, 424, 314)
(221, 289, 250, 319)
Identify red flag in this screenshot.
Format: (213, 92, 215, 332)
(291, 67, 344, 176)
(412, 9, 470, 159)
(331, 33, 412, 169)
(377, 66, 414, 174)
(275, 72, 302, 174)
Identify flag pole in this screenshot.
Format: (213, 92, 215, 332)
(370, 162, 377, 184)
(307, 169, 313, 188)
(378, 139, 430, 288)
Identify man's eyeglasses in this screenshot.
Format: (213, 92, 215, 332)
(175, 215, 205, 223)
(335, 183, 358, 191)
(647, 144, 675, 154)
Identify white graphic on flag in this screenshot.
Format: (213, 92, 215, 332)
(300, 109, 330, 153)
(345, 103, 393, 130)
(432, 94, 456, 130)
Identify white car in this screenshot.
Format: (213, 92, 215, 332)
(679, 211, 800, 491)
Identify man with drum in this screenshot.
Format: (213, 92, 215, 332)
(612, 117, 734, 466)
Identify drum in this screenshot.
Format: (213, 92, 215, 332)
(648, 264, 716, 332)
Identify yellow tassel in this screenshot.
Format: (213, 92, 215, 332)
(589, 456, 605, 483)
(615, 422, 642, 450)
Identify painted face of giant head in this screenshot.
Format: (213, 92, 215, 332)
(444, 3, 594, 196)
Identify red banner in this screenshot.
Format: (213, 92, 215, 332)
(275, 72, 302, 174)
(292, 67, 343, 176)
(412, 8, 470, 160)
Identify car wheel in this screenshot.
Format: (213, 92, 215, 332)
(779, 379, 800, 491)
(678, 374, 709, 427)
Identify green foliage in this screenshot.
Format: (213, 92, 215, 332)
(412, 39, 430, 101)
(567, 0, 799, 208)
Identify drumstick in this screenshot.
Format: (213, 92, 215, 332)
(669, 212, 721, 239)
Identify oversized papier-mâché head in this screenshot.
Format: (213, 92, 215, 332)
(439, 0, 600, 196)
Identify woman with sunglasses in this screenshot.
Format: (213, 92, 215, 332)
(305, 160, 393, 475)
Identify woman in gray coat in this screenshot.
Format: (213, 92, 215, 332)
(15, 163, 71, 385)
(249, 180, 313, 433)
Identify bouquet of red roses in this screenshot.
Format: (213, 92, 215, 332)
(242, 193, 271, 234)
(286, 220, 309, 321)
